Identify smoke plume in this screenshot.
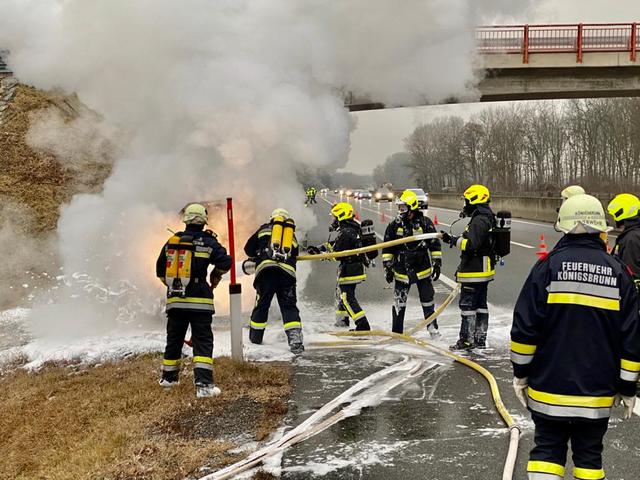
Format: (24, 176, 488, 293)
(0, 0, 527, 343)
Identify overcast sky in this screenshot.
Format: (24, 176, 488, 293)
(345, 0, 640, 175)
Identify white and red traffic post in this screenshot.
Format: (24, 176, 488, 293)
(226, 197, 243, 362)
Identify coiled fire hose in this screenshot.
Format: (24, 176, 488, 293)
(297, 232, 521, 480)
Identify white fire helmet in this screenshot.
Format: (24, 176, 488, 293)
(556, 194, 610, 234)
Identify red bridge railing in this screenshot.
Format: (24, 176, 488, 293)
(477, 23, 639, 64)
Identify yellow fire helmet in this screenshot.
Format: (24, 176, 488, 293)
(560, 185, 586, 201)
(182, 203, 208, 225)
(556, 194, 609, 234)
(607, 193, 640, 222)
(399, 190, 419, 211)
(270, 208, 291, 220)
(331, 202, 354, 221)
(463, 184, 490, 205)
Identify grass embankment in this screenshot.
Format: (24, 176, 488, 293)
(0, 355, 290, 480)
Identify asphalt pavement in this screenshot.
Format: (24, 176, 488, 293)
(280, 193, 640, 480)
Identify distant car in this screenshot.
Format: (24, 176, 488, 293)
(345, 189, 355, 198)
(406, 188, 428, 209)
(374, 187, 395, 202)
(320, 188, 329, 194)
(334, 188, 340, 194)
(358, 190, 372, 200)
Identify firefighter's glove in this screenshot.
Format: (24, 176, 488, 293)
(615, 394, 636, 420)
(306, 245, 321, 255)
(431, 258, 441, 281)
(440, 231, 458, 248)
(209, 269, 225, 290)
(513, 377, 528, 408)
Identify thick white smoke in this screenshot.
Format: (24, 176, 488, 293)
(0, 0, 527, 344)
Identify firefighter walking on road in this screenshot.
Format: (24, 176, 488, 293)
(441, 184, 496, 350)
(511, 194, 640, 480)
(608, 193, 640, 286)
(244, 208, 304, 354)
(382, 190, 442, 336)
(307, 202, 371, 331)
(156, 203, 232, 398)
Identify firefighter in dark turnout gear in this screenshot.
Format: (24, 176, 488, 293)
(607, 193, 640, 287)
(244, 208, 304, 354)
(511, 194, 640, 480)
(156, 203, 232, 398)
(307, 202, 371, 331)
(441, 184, 496, 350)
(382, 190, 442, 336)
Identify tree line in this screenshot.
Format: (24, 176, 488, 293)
(403, 99, 640, 195)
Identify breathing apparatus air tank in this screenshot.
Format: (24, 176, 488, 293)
(360, 219, 378, 260)
(493, 211, 512, 258)
(271, 215, 285, 252)
(281, 218, 296, 255)
(165, 234, 194, 297)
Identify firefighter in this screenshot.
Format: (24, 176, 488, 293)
(244, 208, 304, 354)
(607, 193, 640, 286)
(560, 184, 585, 201)
(511, 193, 640, 480)
(307, 202, 371, 331)
(382, 190, 442, 336)
(441, 184, 496, 350)
(156, 203, 232, 398)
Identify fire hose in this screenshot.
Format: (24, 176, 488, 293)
(297, 233, 521, 479)
(212, 231, 521, 478)
(314, 330, 521, 480)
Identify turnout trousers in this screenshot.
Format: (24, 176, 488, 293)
(249, 268, 301, 344)
(336, 282, 370, 330)
(392, 277, 436, 334)
(162, 310, 214, 385)
(458, 282, 489, 345)
(527, 412, 608, 480)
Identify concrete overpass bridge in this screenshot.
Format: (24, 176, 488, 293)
(347, 22, 640, 111)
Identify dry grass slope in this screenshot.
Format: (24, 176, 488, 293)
(0, 83, 111, 232)
(0, 355, 291, 480)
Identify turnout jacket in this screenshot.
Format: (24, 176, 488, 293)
(455, 204, 496, 283)
(382, 211, 441, 283)
(156, 225, 232, 313)
(511, 235, 640, 420)
(244, 222, 299, 281)
(327, 219, 367, 285)
(612, 217, 640, 279)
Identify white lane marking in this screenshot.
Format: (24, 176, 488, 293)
(511, 241, 535, 249)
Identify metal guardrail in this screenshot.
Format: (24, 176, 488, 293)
(0, 49, 10, 74)
(477, 23, 640, 64)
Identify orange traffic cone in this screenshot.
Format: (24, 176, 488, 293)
(536, 234, 548, 260)
(355, 210, 361, 221)
(380, 210, 387, 222)
(433, 214, 439, 226)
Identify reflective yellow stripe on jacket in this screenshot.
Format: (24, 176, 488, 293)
(256, 259, 296, 278)
(338, 274, 366, 285)
(526, 387, 614, 420)
(166, 296, 214, 312)
(510, 340, 537, 365)
(456, 256, 495, 283)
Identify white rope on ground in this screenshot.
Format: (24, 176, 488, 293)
(201, 357, 431, 480)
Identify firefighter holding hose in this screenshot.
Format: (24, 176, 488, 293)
(511, 194, 640, 480)
(156, 203, 232, 398)
(307, 202, 372, 331)
(382, 189, 442, 336)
